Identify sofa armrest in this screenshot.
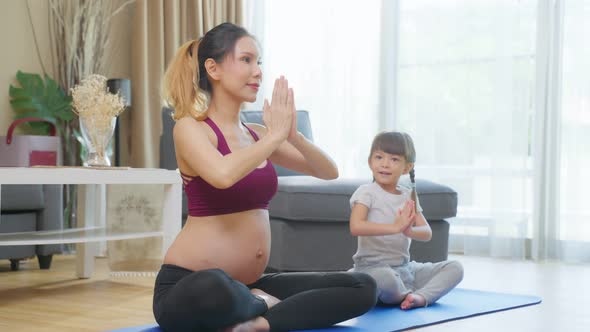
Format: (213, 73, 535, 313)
(1, 185, 44, 211)
(37, 185, 63, 231)
(241, 110, 314, 177)
(36, 185, 64, 256)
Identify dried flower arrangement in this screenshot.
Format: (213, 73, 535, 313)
(71, 74, 127, 166)
(71, 75, 126, 117)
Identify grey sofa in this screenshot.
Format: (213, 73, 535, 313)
(160, 109, 457, 271)
(0, 185, 64, 271)
(266, 176, 456, 271)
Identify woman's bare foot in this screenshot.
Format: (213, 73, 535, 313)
(219, 290, 278, 331)
(400, 293, 426, 310)
(221, 317, 270, 332)
(250, 288, 281, 309)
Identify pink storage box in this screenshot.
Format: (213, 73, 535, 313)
(0, 117, 62, 167)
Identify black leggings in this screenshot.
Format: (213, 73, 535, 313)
(153, 264, 377, 332)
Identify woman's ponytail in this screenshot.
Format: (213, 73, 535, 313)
(162, 39, 209, 120)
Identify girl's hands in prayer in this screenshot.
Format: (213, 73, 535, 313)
(394, 200, 415, 234)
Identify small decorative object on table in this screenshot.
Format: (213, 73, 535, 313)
(71, 74, 127, 167)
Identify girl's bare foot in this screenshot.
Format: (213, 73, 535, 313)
(222, 317, 270, 332)
(250, 288, 281, 309)
(400, 293, 426, 310)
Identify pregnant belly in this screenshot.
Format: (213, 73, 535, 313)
(217, 242, 270, 284)
(165, 211, 271, 284)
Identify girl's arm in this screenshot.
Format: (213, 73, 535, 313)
(403, 212, 432, 241)
(349, 203, 413, 236)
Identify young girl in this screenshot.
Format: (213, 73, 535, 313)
(349, 131, 463, 309)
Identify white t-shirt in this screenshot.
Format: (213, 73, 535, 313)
(349, 181, 423, 268)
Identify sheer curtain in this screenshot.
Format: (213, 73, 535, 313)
(246, 0, 590, 262)
(395, 0, 590, 261)
(555, 0, 590, 261)
(131, 0, 243, 168)
(392, 0, 537, 259)
(244, 0, 382, 178)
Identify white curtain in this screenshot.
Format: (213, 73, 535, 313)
(551, 0, 590, 262)
(244, 0, 383, 178)
(532, 0, 564, 261)
(246, 0, 590, 262)
(393, 1, 536, 259)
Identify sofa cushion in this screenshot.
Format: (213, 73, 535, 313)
(269, 176, 457, 222)
(0, 212, 37, 260)
(267, 217, 450, 271)
(160, 107, 177, 170)
(0, 185, 45, 212)
(416, 179, 459, 220)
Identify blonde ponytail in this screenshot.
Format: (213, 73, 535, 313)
(162, 39, 209, 121)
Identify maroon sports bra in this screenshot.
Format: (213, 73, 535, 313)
(180, 117, 278, 217)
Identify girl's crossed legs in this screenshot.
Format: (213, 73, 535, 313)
(361, 260, 463, 309)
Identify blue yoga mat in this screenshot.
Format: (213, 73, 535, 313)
(109, 288, 541, 332)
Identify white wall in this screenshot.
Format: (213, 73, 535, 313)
(0, 0, 49, 134)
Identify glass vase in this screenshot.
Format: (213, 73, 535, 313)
(79, 115, 117, 167)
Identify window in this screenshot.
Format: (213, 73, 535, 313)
(559, 0, 590, 257)
(245, 0, 383, 178)
(246, 0, 590, 261)
(395, 0, 537, 257)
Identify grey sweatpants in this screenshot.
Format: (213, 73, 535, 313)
(352, 260, 464, 306)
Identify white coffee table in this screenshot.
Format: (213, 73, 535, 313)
(0, 167, 182, 278)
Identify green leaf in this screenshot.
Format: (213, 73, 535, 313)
(12, 113, 54, 136)
(29, 122, 53, 135)
(10, 99, 36, 111)
(9, 85, 30, 99)
(9, 70, 73, 135)
(56, 109, 75, 121)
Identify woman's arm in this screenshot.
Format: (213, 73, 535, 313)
(403, 212, 432, 242)
(175, 77, 292, 189)
(349, 203, 413, 237)
(277, 88, 338, 179)
(174, 118, 285, 189)
(247, 123, 338, 180)
(247, 92, 338, 179)
(279, 131, 339, 180)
